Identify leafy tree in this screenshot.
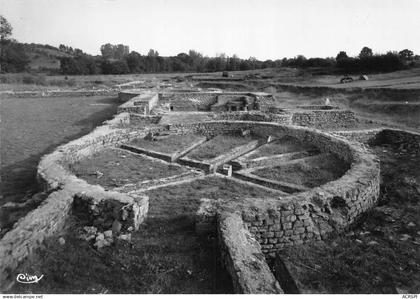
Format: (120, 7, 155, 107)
(399, 49, 414, 60)
(359, 47, 373, 58)
(0, 15, 12, 40)
(1, 41, 30, 72)
(147, 49, 159, 57)
(100, 43, 115, 59)
(126, 51, 144, 73)
(100, 59, 129, 74)
(1, 15, 13, 72)
(59, 55, 99, 75)
(188, 49, 204, 72)
(0, 15, 30, 72)
(115, 44, 129, 59)
(336, 51, 348, 61)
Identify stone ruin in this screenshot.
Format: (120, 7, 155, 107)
(1, 87, 419, 293)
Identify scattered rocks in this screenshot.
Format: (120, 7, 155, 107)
(94, 232, 114, 249)
(117, 233, 131, 242)
(80, 226, 97, 241)
(96, 233, 104, 242)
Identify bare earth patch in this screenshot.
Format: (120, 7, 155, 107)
(245, 136, 317, 160)
(252, 154, 348, 188)
(70, 148, 191, 189)
(145, 175, 280, 218)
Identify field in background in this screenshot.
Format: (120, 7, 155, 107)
(0, 95, 119, 207)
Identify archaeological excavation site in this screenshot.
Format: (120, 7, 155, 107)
(1, 81, 420, 294)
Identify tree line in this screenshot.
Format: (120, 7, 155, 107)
(0, 15, 418, 75)
(58, 45, 283, 75)
(282, 47, 418, 74)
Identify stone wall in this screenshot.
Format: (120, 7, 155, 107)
(0, 109, 152, 291)
(172, 137, 207, 161)
(168, 121, 359, 165)
(118, 90, 143, 102)
(129, 114, 162, 125)
(334, 128, 420, 154)
(178, 157, 213, 173)
(333, 128, 384, 144)
(158, 91, 275, 112)
(224, 138, 380, 256)
(0, 189, 73, 290)
(159, 92, 218, 111)
(378, 129, 420, 154)
(120, 144, 174, 162)
(165, 121, 380, 257)
(209, 140, 261, 172)
(292, 109, 357, 129)
(117, 92, 159, 115)
(217, 212, 283, 294)
(210, 111, 293, 124)
(0, 108, 387, 292)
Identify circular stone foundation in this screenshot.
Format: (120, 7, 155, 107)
(67, 120, 380, 253)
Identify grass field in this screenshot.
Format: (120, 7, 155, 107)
(10, 214, 232, 294)
(129, 134, 204, 155)
(245, 136, 316, 160)
(9, 175, 281, 294)
(70, 148, 191, 188)
(0, 96, 119, 205)
(186, 134, 257, 161)
(252, 154, 348, 188)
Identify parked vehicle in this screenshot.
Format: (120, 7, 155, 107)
(340, 76, 353, 83)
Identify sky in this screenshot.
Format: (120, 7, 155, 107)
(1, 0, 420, 60)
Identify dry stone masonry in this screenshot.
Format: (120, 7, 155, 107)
(3, 87, 418, 293)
